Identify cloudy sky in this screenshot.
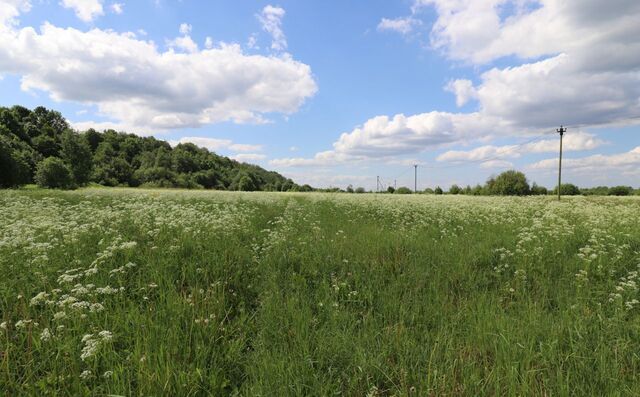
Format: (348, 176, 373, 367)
(1, 0, 639, 189)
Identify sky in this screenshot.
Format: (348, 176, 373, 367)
(0, 0, 639, 190)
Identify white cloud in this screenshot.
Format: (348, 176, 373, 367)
(445, 79, 476, 107)
(168, 137, 263, 154)
(110, 2, 123, 14)
(232, 153, 267, 162)
(528, 146, 640, 176)
(0, 9, 317, 132)
(377, 17, 421, 35)
(167, 35, 198, 53)
(60, 0, 104, 22)
(436, 132, 606, 162)
(0, 0, 31, 26)
(204, 36, 213, 49)
(257, 5, 287, 51)
(179, 23, 191, 35)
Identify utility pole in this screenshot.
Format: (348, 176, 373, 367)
(376, 176, 380, 193)
(556, 125, 566, 201)
(394, 179, 397, 190)
(414, 165, 418, 193)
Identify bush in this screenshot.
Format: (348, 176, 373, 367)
(608, 186, 633, 196)
(387, 186, 395, 194)
(434, 186, 443, 195)
(35, 157, 74, 189)
(486, 170, 530, 196)
(355, 187, 366, 194)
(553, 183, 581, 196)
(395, 187, 412, 194)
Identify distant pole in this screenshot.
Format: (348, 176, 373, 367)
(394, 179, 397, 190)
(414, 165, 418, 193)
(376, 176, 380, 193)
(556, 125, 566, 201)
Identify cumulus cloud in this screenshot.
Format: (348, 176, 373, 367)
(232, 153, 267, 162)
(60, 0, 104, 22)
(377, 17, 421, 35)
(257, 5, 287, 51)
(0, 7, 317, 132)
(436, 132, 606, 162)
(110, 2, 123, 15)
(529, 146, 640, 176)
(168, 137, 263, 153)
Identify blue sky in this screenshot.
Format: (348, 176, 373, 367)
(1, 0, 638, 189)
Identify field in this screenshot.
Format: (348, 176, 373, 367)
(1, 188, 640, 396)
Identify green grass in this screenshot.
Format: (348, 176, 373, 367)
(1, 188, 640, 396)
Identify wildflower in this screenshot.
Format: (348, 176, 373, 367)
(0, 321, 7, 330)
(54, 311, 67, 320)
(15, 319, 32, 329)
(40, 328, 52, 341)
(30, 291, 50, 306)
(102, 371, 113, 379)
(79, 370, 93, 380)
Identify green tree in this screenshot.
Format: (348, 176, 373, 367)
(449, 184, 462, 195)
(0, 135, 31, 187)
(553, 183, 580, 196)
(61, 130, 93, 185)
(530, 183, 548, 195)
(486, 170, 530, 196)
(35, 157, 74, 189)
(434, 186, 443, 195)
(608, 186, 633, 196)
(395, 187, 412, 194)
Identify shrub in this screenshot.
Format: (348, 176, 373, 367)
(387, 186, 395, 194)
(35, 157, 74, 189)
(355, 187, 366, 193)
(449, 184, 462, 195)
(434, 186, 443, 195)
(395, 187, 412, 194)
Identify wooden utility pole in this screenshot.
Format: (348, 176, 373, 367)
(557, 126, 566, 200)
(414, 165, 418, 193)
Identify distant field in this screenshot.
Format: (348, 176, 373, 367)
(1, 189, 640, 395)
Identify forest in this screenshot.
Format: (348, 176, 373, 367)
(0, 105, 309, 191)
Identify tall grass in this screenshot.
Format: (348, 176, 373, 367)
(1, 188, 639, 395)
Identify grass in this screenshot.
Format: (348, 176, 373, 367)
(1, 188, 640, 396)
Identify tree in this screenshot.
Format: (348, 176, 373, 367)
(355, 187, 366, 193)
(434, 186, 443, 195)
(60, 130, 92, 185)
(395, 187, 412, 194)
(553, 183, 580, 196)
(530, 183, 548, 196)
(0, 135, 31, 187)
(387, 186, 395, 194)
(449, 184, 462, 195)
(35, 157, 74, 189)
(609, 186, 633, 196)
(346, 185, 354, 193)
(486, 170, 530, 196)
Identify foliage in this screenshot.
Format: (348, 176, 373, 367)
(394, 186, 412, 194)
(608, 186, 633, 196)
(434, 186, 443, 195)
(355, 187, 366, 194)
(486, 170, 530, 196)
(449, 184, 462, 195)
(0, 105, 302, 191)
(530, 183, 548, 195)
(34, 157, 75, 189)
(554, 183, 581, 196)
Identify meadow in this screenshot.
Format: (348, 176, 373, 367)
(1, 188, 640, 396)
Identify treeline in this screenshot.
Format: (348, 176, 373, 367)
(346, 170, 639, 196)
(0, 105, 311, 191)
